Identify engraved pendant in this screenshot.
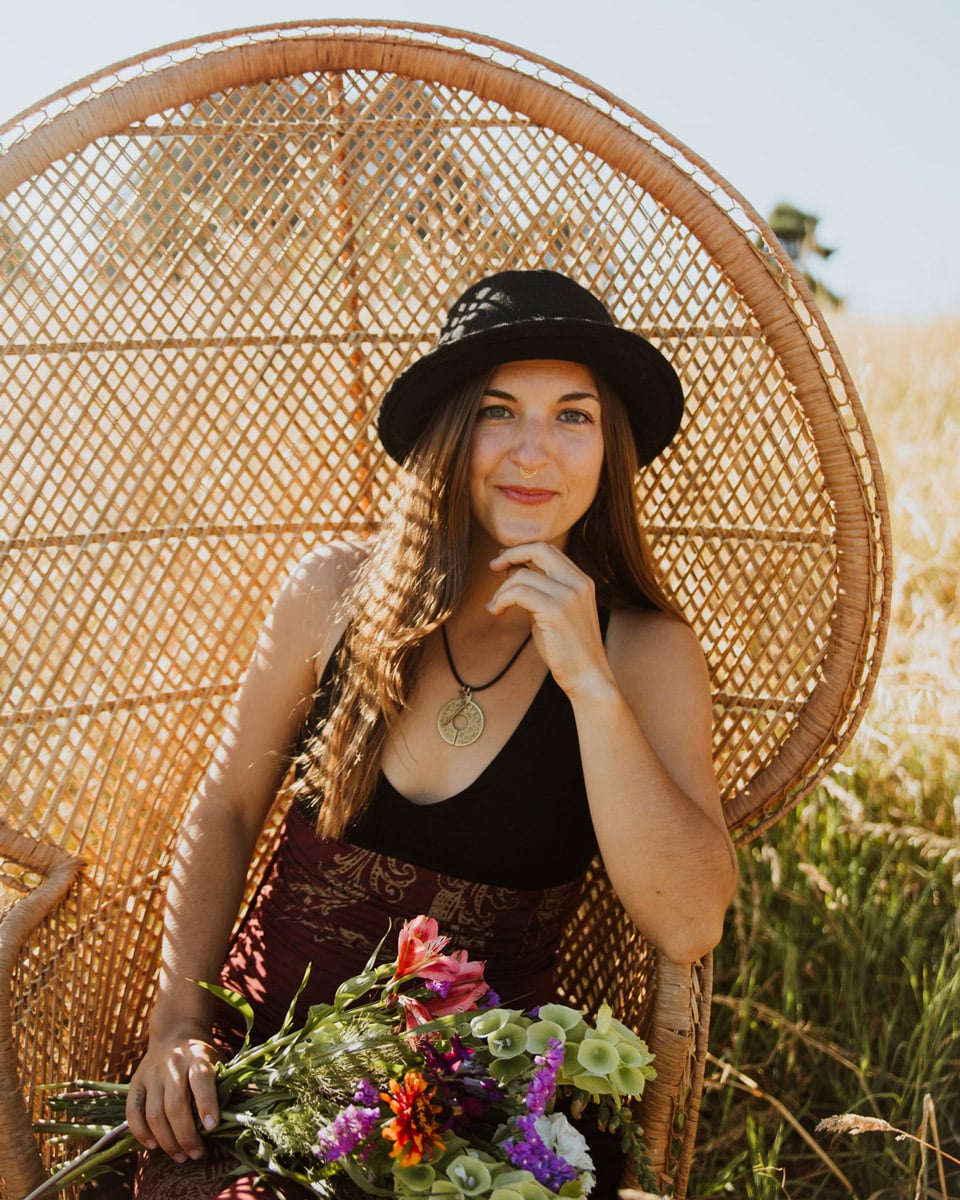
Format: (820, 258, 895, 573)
(437, 688, 485, 746)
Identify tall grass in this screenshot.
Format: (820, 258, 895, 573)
(690, 317, 960, 1198)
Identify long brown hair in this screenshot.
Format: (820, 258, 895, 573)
(298, 368, 679, 838)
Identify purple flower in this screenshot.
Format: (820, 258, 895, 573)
(315, 1087, 381, 1164)
(352, 1078, 380, 1107)
(524, 1038, 564, 1117)
(502, 1114, 579, 1191)
(420, 1034, 474, 1076)
(427, 978, 453, 999)
(419, 1036, 503, 1130)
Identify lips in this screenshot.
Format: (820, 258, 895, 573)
(496, 485, 557, 504)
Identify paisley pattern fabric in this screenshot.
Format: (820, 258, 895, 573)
(134, 1144, 309, 1200)
(212, 804, 586, 1047)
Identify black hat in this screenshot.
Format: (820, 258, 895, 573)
(376, 269, 684, 465)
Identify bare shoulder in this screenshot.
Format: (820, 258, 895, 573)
(267, 540, 369, 670)
(606, 606, 709, 681)
(287, 539, 369, 604)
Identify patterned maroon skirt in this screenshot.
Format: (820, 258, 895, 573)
(135, 804, 585, 1199)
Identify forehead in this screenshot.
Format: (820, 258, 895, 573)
(485, 359, 599, 393)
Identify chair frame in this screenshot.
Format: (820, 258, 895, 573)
(0, 21, 890, 1199)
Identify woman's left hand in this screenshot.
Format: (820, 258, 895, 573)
(486, 542, 615, 698)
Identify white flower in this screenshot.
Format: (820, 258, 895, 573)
(533, 1112, 596, 1195)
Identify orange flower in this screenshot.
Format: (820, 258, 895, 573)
(380, 1070, 446, 1166)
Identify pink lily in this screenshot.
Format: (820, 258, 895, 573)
(393, 917, 488, 1029)
(398, 993, 435, 1031)
(394, 916, 452, 981)
(422, 954, 489, 1017)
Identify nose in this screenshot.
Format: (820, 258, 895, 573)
(510, 414, 551, 473)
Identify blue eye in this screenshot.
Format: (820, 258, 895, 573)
(558, 409, 593, 425)
(477, 404, 513, 420)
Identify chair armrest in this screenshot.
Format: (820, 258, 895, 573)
(0, 823, 83, 1199)
(631, 951, 713, 1199)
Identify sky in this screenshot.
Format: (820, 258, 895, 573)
(2, 0, 957, 322)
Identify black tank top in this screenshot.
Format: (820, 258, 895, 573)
(297, 611, 609, 889)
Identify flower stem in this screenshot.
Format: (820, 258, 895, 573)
(22, 1121, 137, 1200)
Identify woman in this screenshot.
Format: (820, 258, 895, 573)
(127, 270, 738, 1195)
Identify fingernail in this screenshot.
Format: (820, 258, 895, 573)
(203, 1114, 218, 1130)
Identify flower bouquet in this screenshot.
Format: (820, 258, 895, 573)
(29, 916, 657, 1199)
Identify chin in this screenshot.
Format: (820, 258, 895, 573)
(500, 526, 570, 551)
(492, 520, 554, 545)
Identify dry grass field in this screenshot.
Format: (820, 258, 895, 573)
(690, 316, 960, 1198)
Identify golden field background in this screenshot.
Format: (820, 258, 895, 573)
(691, 315, 959, 1199)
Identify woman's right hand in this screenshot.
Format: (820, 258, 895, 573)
(125, 1022, 222, 1162)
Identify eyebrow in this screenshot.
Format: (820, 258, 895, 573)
(482, 387, 601, 403)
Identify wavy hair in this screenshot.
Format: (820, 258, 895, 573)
(298, 369, 679, 838)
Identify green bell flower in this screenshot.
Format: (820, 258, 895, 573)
(446, 1155, 493, 1195)
(524, 1019, 567, 1054)
(572, 1071, 616, 1097)
(610, 1064, 651, 1096)
(535, 1003, 587, 1035)
(576, 1037, 620, 1077)
(616, 1042, 653, 1068)
(488, 1022, 529, 1059)
(516, 1182, 555, 1200)
(469, 1008, 514, 1037)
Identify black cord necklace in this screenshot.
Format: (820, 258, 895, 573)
(437, 624, 533, 746)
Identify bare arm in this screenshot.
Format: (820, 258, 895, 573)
(125, 545, 358, 1160)
(571, 610, 737, 961)
(487, 543, 737, 963)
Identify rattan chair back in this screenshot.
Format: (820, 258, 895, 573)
(0, 22, 890, 1199)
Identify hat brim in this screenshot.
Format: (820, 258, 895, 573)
(376, 318, 684, 466)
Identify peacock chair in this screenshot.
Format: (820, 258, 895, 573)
(0, 21, 890, 1200)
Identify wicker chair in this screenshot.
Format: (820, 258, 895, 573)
(0, 22, 890, 1200)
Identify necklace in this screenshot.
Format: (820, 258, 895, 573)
(437, 624, 533, 747)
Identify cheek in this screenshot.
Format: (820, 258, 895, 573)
(467, 427, 504, 483)
(466, 438, 493, 513)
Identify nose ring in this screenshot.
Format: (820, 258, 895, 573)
(519, 466, 538, 479)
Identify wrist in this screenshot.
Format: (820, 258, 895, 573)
(564, 664, 622, 707)
(148, 1010, 213, 1044)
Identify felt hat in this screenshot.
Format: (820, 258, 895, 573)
(376, 269, 684, 465)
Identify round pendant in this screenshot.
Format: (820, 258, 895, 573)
(437, 694, 485, 746)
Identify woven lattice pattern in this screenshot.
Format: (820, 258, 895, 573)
(0, 22, 890, 1197)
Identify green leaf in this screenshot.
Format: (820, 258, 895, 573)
(197, 980, 255, 1052)
(276, 965, 312, 1037)
(392, 1163, 436, 1192)
(489, 1056, 531, 1087)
